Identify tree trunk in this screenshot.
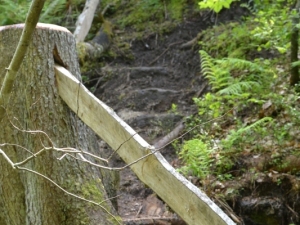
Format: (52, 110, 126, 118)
(290, 0, 300, 86)
(0, 23, 120, 225)
(74, 0, 100, 43)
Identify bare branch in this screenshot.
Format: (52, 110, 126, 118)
(0, 148, 15, 168)
(8, 116, 54, 148)
(14, 147, 51, 166)
(16, 166, 122, 225)
(107, 133, 138, 160)
(0, 143, 34, 155)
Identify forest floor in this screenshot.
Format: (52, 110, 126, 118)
(81, 2, 300, 225)
(89, 13, 210, 223)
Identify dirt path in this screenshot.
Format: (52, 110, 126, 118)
(93, 17, 207, 224)
(83, 3, 249, 224)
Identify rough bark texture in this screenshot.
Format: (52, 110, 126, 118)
(0, 23, 120, 225)
(290, 0, 300, 86)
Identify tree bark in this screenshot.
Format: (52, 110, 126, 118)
(0, 0, 46, 120)
(0, 23, 120, 225)
(74, 0, 100, 43)
(290, 0, 300, 86)
(77, 18, 113, 64)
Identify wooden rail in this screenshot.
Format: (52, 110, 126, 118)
(55, 65, 235, 225)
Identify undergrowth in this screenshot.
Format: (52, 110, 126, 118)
(0, 0, 85, 29)
(178, 0, 300, 184)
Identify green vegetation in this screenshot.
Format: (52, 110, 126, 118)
(100, 0, 189, 37)
(0, 0, 85, 29)
(199, 0, 236, 13)
(2, 0, 300, 220)
(178, 139, 212, 179)
(199, 0, 293, 58)
(177, 0, 300, 183)
(118, 0, 186, 30)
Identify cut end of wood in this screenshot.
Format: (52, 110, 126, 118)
(0, 23, 70, 33)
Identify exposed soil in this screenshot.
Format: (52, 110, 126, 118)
(94, 17, 206, 224)
(82, 2, 300, 225)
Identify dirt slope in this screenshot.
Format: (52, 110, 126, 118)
(81, 2, 253, 225)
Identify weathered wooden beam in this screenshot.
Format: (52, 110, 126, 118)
(54, 65, 236, 225)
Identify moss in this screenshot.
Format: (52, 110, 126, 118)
(112, 0, 194, 35)
(167, 0, 187, 20)
(81, 179, 104, 202)
(76, 42, 88, 65)
(108, 215, 123, 225)
(80, 61, 98, 74)
(118, 93, 126, 100)
(118, 0, 164, 29)
(102, 20, 114, 38)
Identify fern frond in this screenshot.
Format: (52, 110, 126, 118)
(244, 117, 273, 132)
(200, 50, 232, 90)
(225, 117, 273, 147)
(240, 3, 256, 14)
(41, 0, 64, 21)
(216, 58, 264, 72)
(218, 81, 260, 95)
(200, 50, 214, 77)
(0, 0, 30, 25)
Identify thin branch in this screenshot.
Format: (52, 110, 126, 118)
(0, 145, 122, 223)
(16, 166, 122, 225)
(10, 121, 54, 148)
(0, 143, 34, 155)
(0, 148, 15, 168)
(0, 110, 233, 225)
(14, 147, 51, 166)
(107, 133, 137, 160)
(0, 0, 46, 121)
(107, 109, 234, 170)
(77, 109, 234, 172)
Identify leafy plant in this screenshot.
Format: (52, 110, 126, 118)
(0, 0, 84, 27)
(0, 0, 31, 25)
(178, 139, 213, 179)
(221, 117, 273, 152)
(118, 0, 186, 31)
(199, 0, 236, 13)
(169, 103, 179, 114)
(197, 50, 273, 121)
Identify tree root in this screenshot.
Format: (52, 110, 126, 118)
(179, 32, 203, 50)
(154, 121, 185, 149)
(122, 216, 186, 225)
(149, 41, 183, 65)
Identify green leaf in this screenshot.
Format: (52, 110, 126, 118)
(199, 0, 236, 13)
(275, 46, 287, 54)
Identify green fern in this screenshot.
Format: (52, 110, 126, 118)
(223, 117, 273, 150)
(240, 3, 256, 14)
(178, 139, 212, 179)
(200, 50, 233, 91)
(0, 0, 82, 26)
(40, 0, 66, 23)
(218, 81, 260, 96)
(200, 50, 270, 96)
(216, 57, 264, 73)
(0, 0, 31, 25)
